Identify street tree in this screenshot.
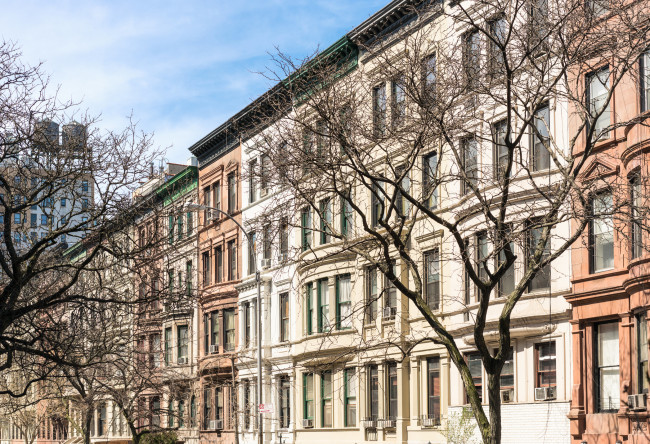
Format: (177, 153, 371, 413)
(247, 0, 650, 443)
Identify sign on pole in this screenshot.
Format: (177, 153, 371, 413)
(258, 403, 274, 414)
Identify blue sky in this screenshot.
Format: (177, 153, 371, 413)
(0, 1, 387, 164)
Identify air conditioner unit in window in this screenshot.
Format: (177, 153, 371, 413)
(382, 307, 396, 319)
(261, 258, 271, 269)
(260, 188, 269, 197)
(420, 415, 440, 427)
(302, 419, 313, 428)
(628, 393, 647, 411)
(177, 357, 188, 365)
(209, 344, 218, 354)
(500, 388, 514, 403)
(214, 419, 224, 430)
(534, 386, 556, 401)
(278, 253, 288, 263)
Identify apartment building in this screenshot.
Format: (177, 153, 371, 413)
(566, 29, 650, 444)
(189, 121, 244, 444)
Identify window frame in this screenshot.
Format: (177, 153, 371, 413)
(280, 292, 290, 342)
(336, 274, 352, 330)
(531, 103, 551, 171)
(424, 249, 440, 311)
(373, 83, 387, 137)
(344, 368, 357, 427)
(589, 191, 614, 273)
(426, 357, 441, 423)
(321, 370, 333, 428)
(534, 341, 557, 389)
(462, 136, 478, 195)
(594, 321, 620, 412)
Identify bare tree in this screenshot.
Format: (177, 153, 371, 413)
(245, 1, 650, 443)
(0, 40, 162, 397)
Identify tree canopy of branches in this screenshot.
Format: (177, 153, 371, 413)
(0, 40, 162, 397)
(247, 0, 650, 443)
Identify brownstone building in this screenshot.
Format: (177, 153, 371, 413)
(189, 123, 243, 444)
(566, 45, 650, 443)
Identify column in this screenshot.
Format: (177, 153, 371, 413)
(397, 359, 410, 444)
(568, 319, 585, 440)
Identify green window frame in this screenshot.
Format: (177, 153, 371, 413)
(344, 368, 356, 427)
(177, 215, 183, 241)
(321, 371, 332, 427)
(177, 325, 188, 360)
(340, 195, 353, 237)
(336, 274, 352, 330)
(168, 215, 174, 244)
(303, 373, 314, 420)
(301, 207, 312, 252)
(306, 283, 314, 335)
(164, 327, 172, 366)
(319, 198, 331, 245)
(168, 401, 174, 427)
(317, 278, 329, 333)
(186, 211, 193, 236)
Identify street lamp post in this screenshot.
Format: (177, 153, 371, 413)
(183, 202, 263, 444)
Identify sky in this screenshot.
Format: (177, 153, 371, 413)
(0, 1, 388, 164)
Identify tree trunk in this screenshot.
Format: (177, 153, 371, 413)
(83, 411, 92, 444)
(485, 373, 502, 444)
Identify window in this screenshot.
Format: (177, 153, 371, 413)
(97, 404, 106, 436)
(224, 309, 235, 351)
(337, 274, 352, 330)
(202, 251, 211, 287)
(30, 213, 36, 227)
(215, 246, 223, 283)
(385, 263, 398, 315)
(500, 349, 514, 390)
(203, 314, 209, 355)
(529, 0, 549, 49)
(341, 195, 353, 236)
(464, 30, 480, 89)
(489, 17, 507, 78)
(187, 212, 193, 236)
(302, 130, 315, 175)
(243, 302, 251, 348)
(263, 224, 272, 262)
(190, 395, 196, 427)
(387, 363, 398, 421)
(465, 353, 483, 404)
(638, 313, 648, 393)
(535, 341, 556, 388)
(317, 278, 329, 333)
(177, 325, 188, 361)
(493, 120, 508, 180)
(227, 173, 236, 215)
(344, 368, 356, 426)
(319, 198, 331, 244)
(476, 232, 489, 300)
(497, 236, 515, 297)
(82, 180, 89, 193)
(203, 388, 212, 430)
(528, 220, 551, 291)
(243, 380, 251, 429)
(391, 76, 406, 127)
(249, 159, 258, 204)
(42, 214, 49, 225)
(168, 401, 174, 428)
(164, 327, 172, 365)
(373, 83, 387, 136)
(248, 232, 256, 275)
(596, 322, 620, 412)
(631, 175, 643, 259)
(590, 192, 614, 272)
(587, 0, 608, 17)
(215, 387, 223, 421)
(423, 54, 436, 102)
(260, 155, 270, 194)
(395, 167, 410, 218)
(168, 215, 174, 244)
(368, 365, 379, 421)
(280, 218, 289, 258)
(587, 67, 610, 140)
(532, 104, 551, 171)
(301, 207, 312, 252)
(423, 152, 438, 209)
(61, 198, 66, 207)
(280, 293, 289, 342)
(642, 51, 650, 112)
(366, 267, 379, 323)
(186, 261, 192, 297)
(178, 400, 185, 428)
(82, 198, 89, 209)
(212, 180, 221, 218)
(303, 373, 314, 420)
(211, 311, 219, 351)
(371, 182, 384, 227)
(306, 283, 314, 335)
(151, 334, 161, 368)
(425, 250, 440, 310)
(427, 357, 441, 423)
(203, 185, 212, 223)
(321, 371, 332, 427)
(279, 376, 291, 429)
(227, 240, 237, 281)
(462, 137, 478, 194)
